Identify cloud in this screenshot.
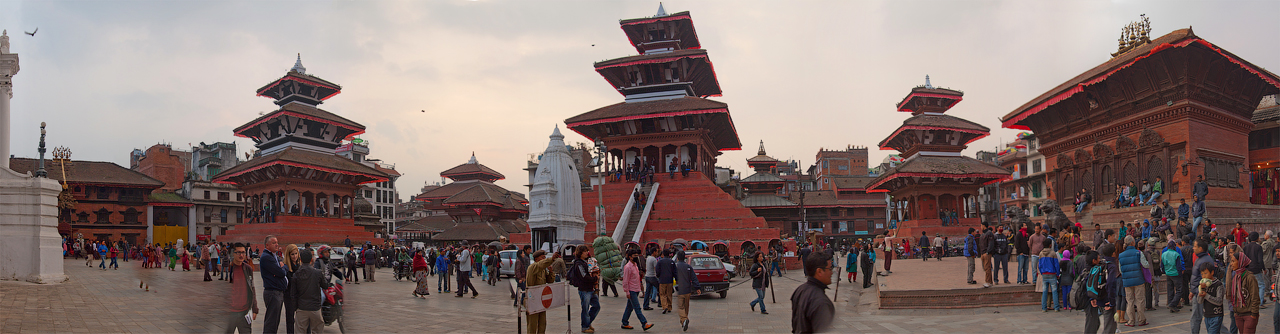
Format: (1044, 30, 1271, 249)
(2, 0, 1276, 201)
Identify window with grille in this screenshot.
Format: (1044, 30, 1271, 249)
(95, 209, 111, 224)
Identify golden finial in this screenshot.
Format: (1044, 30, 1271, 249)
(1112, 14, 1153, 58)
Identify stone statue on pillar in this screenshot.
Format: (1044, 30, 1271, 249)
(1, 30, 10, 54)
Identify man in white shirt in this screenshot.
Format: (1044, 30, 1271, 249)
(456, 245, 478, 298)
(643, 248, 659, 310)
(933, 234, 945, 260)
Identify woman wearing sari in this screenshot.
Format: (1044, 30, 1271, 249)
(412, 249, 431, 298)
(180, 246, 191, 271)
(167, 244, 178, 271)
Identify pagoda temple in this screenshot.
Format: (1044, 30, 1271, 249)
(213, 55, 388, 246)
(413, 153, 529, 243)
(1000, 24, 1280, 228)
(868, 78, 1011, 238)
(566, 6, 778, 251)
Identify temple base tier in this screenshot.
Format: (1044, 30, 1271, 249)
(217, 215, 378, 246)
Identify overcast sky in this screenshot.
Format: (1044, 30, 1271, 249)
(3, 0, 1277, 200)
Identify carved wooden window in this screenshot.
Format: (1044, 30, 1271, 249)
(1061, 174, 1073, 200)
(1081, 168, 1093, 194)
(1122, 161, 1137, 187)
(95, 209, 111, 224)
(1100, 166, 1114, 193)
(97, 187, 110, 200)
(76, 211, 89, 223)
(1147, 157, 1163, 184)
(1201, 157, 1242, 188)
(122, 208, 139, 224)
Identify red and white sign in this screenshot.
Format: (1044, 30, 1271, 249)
(525, 282, 568, 314)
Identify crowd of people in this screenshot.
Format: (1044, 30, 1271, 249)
(608, 157, 695, 186)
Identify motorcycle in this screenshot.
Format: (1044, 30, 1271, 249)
(392, 260, 413, 282)
(322, 268, 346, 333)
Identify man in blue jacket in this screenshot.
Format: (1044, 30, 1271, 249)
(436, 249, 452, 293)
(964, 228, 978, 285)
(260, 235, 288, 334)
(673, 252, 701, 331)
(1118, 236, 1148, 326)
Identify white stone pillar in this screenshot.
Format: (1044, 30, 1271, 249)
(0, 31, 18, 169)
(146, 206, 154, 245)
(188, 206, 197, 245)
(0, 167, 66, 283)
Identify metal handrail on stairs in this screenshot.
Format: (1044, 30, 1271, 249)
(630, 183, 660, 243)
(611, 183, 642, 242)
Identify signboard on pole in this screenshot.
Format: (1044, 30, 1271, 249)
(525, 282, 568, 314)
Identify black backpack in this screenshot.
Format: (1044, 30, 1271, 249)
(1069, 266, 1092, 308)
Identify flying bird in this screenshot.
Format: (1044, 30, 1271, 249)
(24, 28, 37, 36)
(421, 110, 426, 113)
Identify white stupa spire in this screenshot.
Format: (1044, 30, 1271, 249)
(925, 75, 932, 89)
(468, 152, 477, 164)
(291, 53, 306, 74)
(551, 125, 564, 140)
(656, 2, 668, 17)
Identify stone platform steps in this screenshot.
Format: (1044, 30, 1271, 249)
(879, 284, 1039, 309)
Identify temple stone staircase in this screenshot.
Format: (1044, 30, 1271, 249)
(583, 173, 779, 250)
(618, 183, 655, 243)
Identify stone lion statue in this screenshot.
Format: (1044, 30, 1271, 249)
(1005, 206, 1032, 229)
(1038, 199, 1074, 232)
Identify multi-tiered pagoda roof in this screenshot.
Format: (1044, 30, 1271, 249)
(868, 79, 1009, 192)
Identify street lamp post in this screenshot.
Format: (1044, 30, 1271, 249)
(595, 139, 607, 237)
(35, 122, 46, 178)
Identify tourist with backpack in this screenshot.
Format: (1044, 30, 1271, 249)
(569, 245, 600, 333)
(1098, 243, 1122, 333)
(1079, 249, 1108, 333)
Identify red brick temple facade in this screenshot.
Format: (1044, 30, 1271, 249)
(213, 56, 388, 246)
(1000, 27, 1280, 230)
(566, 8, 779, 251)
(868, 79, 1011, 238)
